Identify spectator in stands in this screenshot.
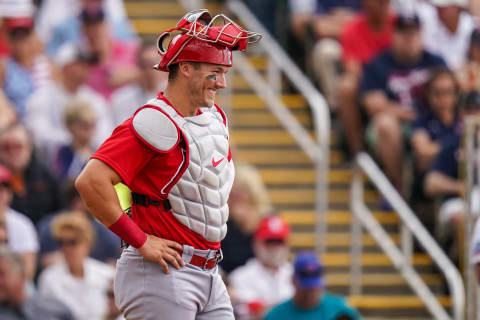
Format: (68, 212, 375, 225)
(457, 28, 480, 93)
(0, 164, 38, 280)
(289, 0, 361, 44)
(37, 181, 121, 268)
(410, 67, 461, 230)
(40, 0, 136, 55)
(25, 44, 113, 155)
(0, 123, 62, 225)
(229, 215, 293, 319)
(0, 0, 36, 58)
(38, 212, 115, 320)
(424, 135, 466, 262)
(417, 0, 475, 70)
(220, 163, 272, 273)
(0, 16, 53, 119)
(411, 67, 460, 173)
(81, 7, 139, 101)
(361, 14, 445, 194)
(336, 0, 395, 155)
(111, 43, 168, 125)
(52, 100, 97, 182)
(265, 252, 360, 320)
(0, 247, 75, 320)
(424, 93, 480, 263)
(289, 0, 361, 108)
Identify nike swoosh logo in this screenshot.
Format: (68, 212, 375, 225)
(212, 157, 224, 167)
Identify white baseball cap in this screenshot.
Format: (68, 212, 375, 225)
(55, 44, 93, 68)
(0, 0, 35, 18)
(430, 0, 469, 8)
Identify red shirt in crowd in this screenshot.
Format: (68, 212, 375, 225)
(341, 13, 396, 64)
(91, 94, 221, 250)
(0, 30, 9, 57)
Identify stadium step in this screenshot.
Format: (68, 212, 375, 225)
(231, 93, 307, 110)
(260, 168, 353, 184)
(125, 1, 449, 318)
(281, 210, 399, 226)
(268, 188, 379, 207)
(231, 109, 312, 127)
(349, 296, 451, 318)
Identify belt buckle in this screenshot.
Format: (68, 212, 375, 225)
(215, 249, 223, 263)
(202, 249, 223, 270)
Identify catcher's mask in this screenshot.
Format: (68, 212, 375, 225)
(154, 9, 261, 72)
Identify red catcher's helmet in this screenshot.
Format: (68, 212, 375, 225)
(155, 9, 261, 72)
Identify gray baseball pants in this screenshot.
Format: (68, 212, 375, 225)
(114, 246, 234, 320)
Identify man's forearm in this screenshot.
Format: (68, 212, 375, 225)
(424, 172, 463, 197)
(75, 159, 147, 248)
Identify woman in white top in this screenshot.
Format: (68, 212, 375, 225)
(38, 211, 115, 320)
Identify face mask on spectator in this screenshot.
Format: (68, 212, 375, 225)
(256, 242, 289, 267)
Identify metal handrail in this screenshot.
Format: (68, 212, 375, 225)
(351, 152, 465, 320)
(226, 0, 331, 256)
(464, 116, 480, 320)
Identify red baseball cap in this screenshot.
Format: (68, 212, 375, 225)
(254, 215, 290, 241)
(4, 17, 34, 31)
(0, 165, 12, 185)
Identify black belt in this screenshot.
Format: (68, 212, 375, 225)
(131, 192, 172, 211)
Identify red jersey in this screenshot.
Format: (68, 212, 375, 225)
(92, 95, 221, 250)
(341, 13, 395, 64)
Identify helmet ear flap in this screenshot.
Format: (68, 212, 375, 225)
(157, 32, 171, 55)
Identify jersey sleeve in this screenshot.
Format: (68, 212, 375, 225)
(91, 120, 156, 186)
(359, 58, 387, 95)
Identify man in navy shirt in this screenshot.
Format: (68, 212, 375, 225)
(360, 14, 445, 194)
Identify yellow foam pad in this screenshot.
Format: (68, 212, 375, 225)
(114, 183, 132, 212)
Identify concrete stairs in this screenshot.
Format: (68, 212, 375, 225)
(125, 1, 451, 319)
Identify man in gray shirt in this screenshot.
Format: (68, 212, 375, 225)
(0, 247, 74, 320)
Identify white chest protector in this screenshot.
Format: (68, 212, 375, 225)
(132, 98, 235, 242)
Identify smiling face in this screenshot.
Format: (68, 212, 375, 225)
(186, 63, 228, 108)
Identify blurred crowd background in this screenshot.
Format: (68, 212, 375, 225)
(0, 0, 480, 319)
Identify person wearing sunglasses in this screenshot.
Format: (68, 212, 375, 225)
(38, 212, 115, 320)
(0, 123, 63, 226)
(266, 252, 361, 320)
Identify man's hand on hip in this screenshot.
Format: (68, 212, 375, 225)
(138, 235, 185, 274)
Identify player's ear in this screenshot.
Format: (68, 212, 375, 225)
(178, 62, 195, 78)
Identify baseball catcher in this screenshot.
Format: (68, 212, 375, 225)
(75, 9, 261, 320)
